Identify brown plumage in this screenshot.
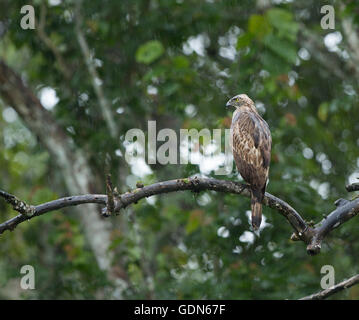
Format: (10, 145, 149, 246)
(227, 94, 272, 230)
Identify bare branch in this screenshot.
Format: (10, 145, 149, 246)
(1, 177, 358, 257)
(299, 27, 348, 80)
(36, 3, 72, 80)
(74, 0, 118, 138)
(300, 274, 359, 300)
(106, 174, 115, 215)
(346, 182, 359, 192)
(0, 194, 107, 234)
(305, 197, 359, 255)
(0, 177, 308, 238)
(341, 7, 359, 77)
(0, 190, 35, 216)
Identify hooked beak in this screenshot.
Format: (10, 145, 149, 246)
(226, 99, 233, 108)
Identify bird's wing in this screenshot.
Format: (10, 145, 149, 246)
(231, 111, 271, 188)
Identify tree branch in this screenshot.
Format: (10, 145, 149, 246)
(0, 193, 107, 233)
(298, 27, 347, 80)
(36, 3, 72, 81)
(1, 176, 307, 236)
(0, 190, 35, 216)
(300, 274, 359, 300)
(1, 176, 358, 256)
(74, 0, 118, 138)
(305, 197, 359, 255)
(346, 182, 359, 192)
(105, 174, 115, 215)
(341, 6, 359, 78)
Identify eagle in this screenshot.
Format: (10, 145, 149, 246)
(226, 94, 272, 230)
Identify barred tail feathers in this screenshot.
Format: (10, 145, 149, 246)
(250, 188, 264, 230)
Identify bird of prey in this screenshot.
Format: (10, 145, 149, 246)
(226, 94, 272, 230)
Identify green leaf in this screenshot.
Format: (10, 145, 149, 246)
(136, 40, 165, 64)
(266, 8, 299, 41)
(236, 33, 252, 50)
(260, 51, 291, 75)
(185, 210, 203, 234)
(263, 34, 297, 64)
(248, 14, 272, 39)
(163, 82, 180, 96)
(172, 55, 190, 69)
(143, 65, 167, 82)
(318, 102, 329, 122)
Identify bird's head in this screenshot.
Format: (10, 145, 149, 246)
(226, 94, 253, 109)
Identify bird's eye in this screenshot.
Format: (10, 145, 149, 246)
(236, 97, 240, 102)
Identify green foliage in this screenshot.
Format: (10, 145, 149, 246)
(136, 40, 165, 64)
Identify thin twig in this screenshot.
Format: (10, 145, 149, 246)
(0, 190, 35, 216)
(36, 3, 72, 80)
(106, 174, 115, 215)
(74, 0, 118, 138)
(300, 274, 359, 300)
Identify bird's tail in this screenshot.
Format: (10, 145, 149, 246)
(251, 189, 264, 230)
